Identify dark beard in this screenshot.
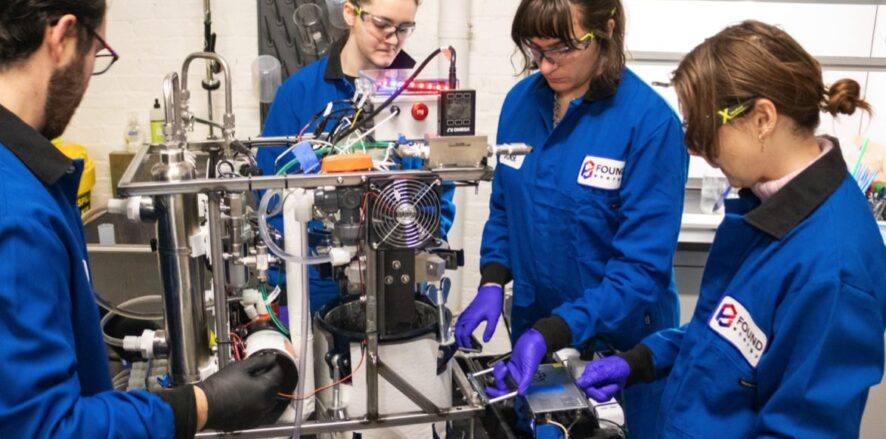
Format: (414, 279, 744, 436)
(41, 56, 88, 140)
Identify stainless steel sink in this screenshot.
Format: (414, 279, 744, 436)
(84, 211, 164, 311)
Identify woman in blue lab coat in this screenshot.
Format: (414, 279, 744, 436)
(454, 0, 688, 436)
(577, 20, 886, 438)
(257, 0, 455, 312)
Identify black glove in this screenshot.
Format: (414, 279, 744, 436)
(197, 353, 294, 432)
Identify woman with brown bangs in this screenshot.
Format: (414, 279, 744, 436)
(454, 0, 689, 436)
(577, 20, 886, 438)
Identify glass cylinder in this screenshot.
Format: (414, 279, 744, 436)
(293, 3, 331, 57)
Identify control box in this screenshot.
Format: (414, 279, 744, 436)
(439, 90, 476, 137)
(369, 94, 440, 142)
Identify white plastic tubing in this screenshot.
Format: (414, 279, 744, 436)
(257, 189, 331, 266)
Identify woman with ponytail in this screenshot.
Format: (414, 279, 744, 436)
(576, 20, 886, 438)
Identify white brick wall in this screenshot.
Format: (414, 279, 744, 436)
(62, 0, 886, 316)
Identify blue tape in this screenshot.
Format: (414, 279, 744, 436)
(294, 141, 320, 174)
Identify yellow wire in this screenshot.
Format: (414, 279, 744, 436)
(545, 420, 570, 439)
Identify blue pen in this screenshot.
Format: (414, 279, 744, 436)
(712, 184, 732, 213)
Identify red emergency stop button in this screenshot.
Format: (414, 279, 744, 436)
(412, 103, 429, 121)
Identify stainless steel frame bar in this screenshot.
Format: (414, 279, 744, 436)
(365, 246, 380, 420)
(116, 144, 493, 198)
(194, 405, 484, 438)
(207, 192, 231, 369)
(120, 168, 492, 197)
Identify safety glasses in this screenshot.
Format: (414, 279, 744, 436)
(351, 2, 416, 41)
(524, 32, 596, 68)
(717, 98, 755, 126)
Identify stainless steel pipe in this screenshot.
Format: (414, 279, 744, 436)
(153, 149, 211, 384)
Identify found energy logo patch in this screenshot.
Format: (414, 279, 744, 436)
(709, 296, 768, 368)
(577, 155, 624, 190)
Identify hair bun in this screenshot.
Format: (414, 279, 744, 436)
(823, 79, 872, 116)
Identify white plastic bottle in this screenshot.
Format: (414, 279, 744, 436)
(124, 112, 145, 152)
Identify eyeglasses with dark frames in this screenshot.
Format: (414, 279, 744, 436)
(83, 26, 119, 76)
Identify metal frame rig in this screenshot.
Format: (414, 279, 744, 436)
(109, 51, 530, 438)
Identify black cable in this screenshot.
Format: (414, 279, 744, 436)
(447, 46, 458, 89)
(317, 107, 359, 139)
(332, 47, 448, 144)
(288, 100, 356, 142)
(230, 140, 256, 166)
(313, 106, 358, 139)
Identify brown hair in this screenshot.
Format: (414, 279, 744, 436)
(511, 0, 625, 93)
(673, 20, 871, 159)
(0, 0, 106, 70)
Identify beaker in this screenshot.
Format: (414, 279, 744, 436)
(251, 55, 282, 103)
(293, 3, 331, 57)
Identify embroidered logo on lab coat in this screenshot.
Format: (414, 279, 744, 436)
(709, 296, 768, 368)
(577, 156, 624, 190)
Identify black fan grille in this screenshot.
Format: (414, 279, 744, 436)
(370, 179, 441, 248)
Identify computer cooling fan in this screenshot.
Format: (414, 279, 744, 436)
(369, 178, 441, 249)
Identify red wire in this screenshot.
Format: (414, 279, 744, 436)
(358, 191, 378, 225)
(237, 315, 269, 331)
(278, 341, 367, 400)
(229, 332, 243, 361)
(296, 120, 311, 141)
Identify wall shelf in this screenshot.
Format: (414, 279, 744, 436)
(628, 51, 886, 72)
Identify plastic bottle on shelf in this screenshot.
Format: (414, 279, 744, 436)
(123, 112, 145, 152)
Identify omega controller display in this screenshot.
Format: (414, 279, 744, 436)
(439, 89, 476, 137)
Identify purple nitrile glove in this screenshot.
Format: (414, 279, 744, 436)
(576, 356, 630, 402)
(455, 284, 503, 348)
(485, 329, 547, 398)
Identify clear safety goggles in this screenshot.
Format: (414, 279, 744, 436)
(524, 32, 595, 67)
(351, 2, 416, 41)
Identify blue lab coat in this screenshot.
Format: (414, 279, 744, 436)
(638, 143, 886, 438)
(0, 105, 174, 438)
(481, 68, 687, 437)
(257, 41, 455, 312)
